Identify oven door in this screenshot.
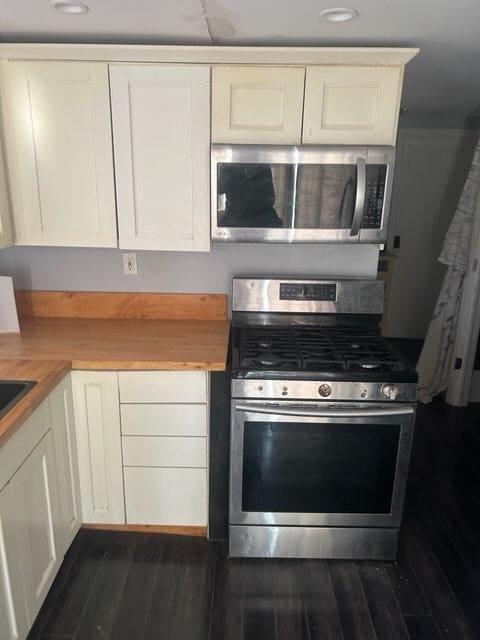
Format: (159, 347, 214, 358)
(211, 145, 395, 244)
(230, 400, 415, 528)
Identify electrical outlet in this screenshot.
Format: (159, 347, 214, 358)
(122, 252, 138, 275)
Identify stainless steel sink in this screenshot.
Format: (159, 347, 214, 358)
(0, 381, 37, 420)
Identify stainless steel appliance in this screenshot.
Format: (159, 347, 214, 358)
(211, 145, 395, 244)
(229, 277, 417, 560)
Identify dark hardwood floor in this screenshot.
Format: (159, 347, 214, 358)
(28, 341, 480, 640)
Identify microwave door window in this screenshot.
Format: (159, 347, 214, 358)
(294, 165, 357, 229)
(217, 163, 295, 228)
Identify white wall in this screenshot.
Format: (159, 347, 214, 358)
(0, 243, 379, 294)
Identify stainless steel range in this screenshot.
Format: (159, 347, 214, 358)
(229, 277, 418, 560)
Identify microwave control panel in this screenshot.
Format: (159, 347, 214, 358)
(280, 283, 337, 301)
(362, 165, 387, 229)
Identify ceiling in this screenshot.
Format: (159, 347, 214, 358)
(1, 0, 480, 128)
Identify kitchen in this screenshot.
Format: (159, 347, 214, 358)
(0, 1, 479, 640)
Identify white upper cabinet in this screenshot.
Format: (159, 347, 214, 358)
(302, 66, 403, 145)
(3, 61, 117, 247)
(212, 65, 305, 144)
(0, 128, 12, 249)
(110, 64, 210, 251)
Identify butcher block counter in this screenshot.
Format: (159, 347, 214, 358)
(0, 290, 230, 445)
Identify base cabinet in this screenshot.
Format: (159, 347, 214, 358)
(49, 375, 82, 554)
(9, 430, 62, 626)
(71, 371, 125, 524)
(0, 483, 29, 640)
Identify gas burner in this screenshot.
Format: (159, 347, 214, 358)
(255, 357, 282, 367)
(358, 361, 381, 370)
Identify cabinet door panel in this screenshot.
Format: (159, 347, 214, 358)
(122, 436, 207, 468)
(0, 122, 12, 248)
(212, 65, 305, 144)
(10, 431, 62, 624)
(50, 375, 82, 554)
(118, 370, 207, 404)
(124, 467, 207, 526)
(4, 61, 116, 247)
(121, 403, 207, 437)
(110, 64, 210, 251)
(303, 66, 402, 145)
(0, 483, 29, 640)
(71, 371, 124, 524)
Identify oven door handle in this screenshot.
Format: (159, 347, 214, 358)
(350, 156, 367, 237)
(235, 403, 415, 418)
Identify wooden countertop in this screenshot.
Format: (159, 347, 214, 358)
(0, 291, 230, 446)
(0, 359, 71, 447)
(0, 317, 231, 371)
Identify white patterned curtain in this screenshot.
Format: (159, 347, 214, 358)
(417, 139, 480, 403)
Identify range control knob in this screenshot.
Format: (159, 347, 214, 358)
(382, 384, 399, 400)
(318, 383, 332, 397)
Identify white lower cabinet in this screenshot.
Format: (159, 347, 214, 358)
(119, 370, 208, 527)
(49, 375, 82, 553)
(0, 483, 29, 640)
(71, 371, 125, 524)
(9, 431, 62, 625)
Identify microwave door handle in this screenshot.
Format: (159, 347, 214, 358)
(235, 404, 415, 418)
(350, 157, 367, 236)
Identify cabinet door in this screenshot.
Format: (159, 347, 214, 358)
(110, 64, 210, 251)
(9, 431, 62, 624)
(212, 65, 305, 144)
(50, 375, 82, 554)
(71, 371, 124, 524)
(0, 129, 12, 248)
(0, 483, 29, 640)
(303, 66, 402, 145)
(4, 61, 116, 247)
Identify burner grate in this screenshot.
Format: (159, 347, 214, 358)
(238, 325, 406, 373)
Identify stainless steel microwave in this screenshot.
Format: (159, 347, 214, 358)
(211, 144, 396, 244)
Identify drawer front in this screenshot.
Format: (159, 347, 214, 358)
(124, 467, 207, 526)
(122, 436, 206, 468)
(121, 403, 207, 437)
(118, 371, 207, 403)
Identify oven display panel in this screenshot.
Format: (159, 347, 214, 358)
(280, 283, 337, 301)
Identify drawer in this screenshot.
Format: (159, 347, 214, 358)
(118, 371, 207, 403)
(122, 436, 206, 468)
(121, 403, 207, 437)
(124, 466, 207, 526)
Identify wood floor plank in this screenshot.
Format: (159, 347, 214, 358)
(40, 529, 111, 637)
(300, 560, 343, 640)
(272, 561, 309, 640)
(75, 531, 136, 640)
(330, 561, 376, 640)
(210, 550, 245, 640)
(142, 535, 189, 640)
(403, 615, 443, 640)
(384, 541, 429, 616)
(108, 533, 163, 640)
(174, 537, 218, 640)
(403, 524, 476, 640)
(358, 563, 410, 640)
(242, 558, 276, 640)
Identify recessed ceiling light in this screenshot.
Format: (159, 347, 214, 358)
(49, 0, 89, 14)
(320, 7, 359, 22)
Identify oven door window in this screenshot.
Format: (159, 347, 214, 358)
(242, 421, 400, 514)
(217, 162, 358, 230)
